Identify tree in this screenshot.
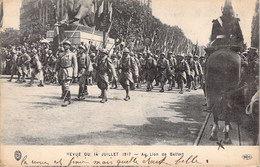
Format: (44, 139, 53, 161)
(251, 0, 259, 49)
(0, 28, 20, 47)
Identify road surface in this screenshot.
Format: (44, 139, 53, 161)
(1, 76, 209, 145)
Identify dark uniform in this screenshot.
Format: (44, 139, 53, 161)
(145, 51, 157, 91)
(77, 45, 92, 100)
(176, 54, 190, 94)
(18, 48, 31, 82)
(56, 40, 78, 106)
(167, 52, 177, 90)
(95, 49, 117, 103)
(119, 48, 138, 100)
(157, 52, 170, 92)
(29, 49, 44, 87)
(8, 50, 18, 82)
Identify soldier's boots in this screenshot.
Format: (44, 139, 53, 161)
(38, 81, 44, 87)
(159, 88, 164, 92)
(62, 91, 71, 107)
(76, 87, 85, 101)
(124, 95, 130, 101)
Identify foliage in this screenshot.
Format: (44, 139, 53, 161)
(251, 0, 259, 49)
(0, 28, 20, 47)
(110, 0, 196, 53)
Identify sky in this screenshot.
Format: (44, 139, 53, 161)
(152, 0, 257, 46)
(2, 0, 257, 46)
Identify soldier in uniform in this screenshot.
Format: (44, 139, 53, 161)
(186, 54, 196, 91)
(199, 54, 207, 96)
(246, 47, 259, 103)
(8, 49, 18, 82)
(29, 48, 44, 87)
(129, 51, 139, 90)
(167, 51, 177, 90)
(193, 55, 203, 90)
(157, 52, 170, 92)
(138, 52, 146, 85)
(175, 54, 190, 94)
(76, 45, 92, 100)
(56, 40, 78, 106)
(144, 50, 157, 91)
(18, 47, 31, 83)
(94, 49, 117, 103)
(119, 48, 138, 101)
(111, 53, 119, 89)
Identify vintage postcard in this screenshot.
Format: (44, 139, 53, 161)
(0, 0, 259, 166)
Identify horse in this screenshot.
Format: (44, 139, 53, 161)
(205, 46, 247, 144)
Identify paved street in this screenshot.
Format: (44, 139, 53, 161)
(1, 76, 207, 145)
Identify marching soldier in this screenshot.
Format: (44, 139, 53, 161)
(111, 53, 119, 89)
(186, 54, 196, 91)
(76, 45, 92, 100)
(167, 51, 177, 90)
(129, 51, 139, 90)
(193, 55, 203, 89)
(175, 54, 190, 94)
(29, 48, 44, 87)
(56, 40, 78, 107)
(94, 49, 117, 103)
(199, 54, 207, 96)
(8, 49, 18, 82)
(119, 48, 138, 101)
(157, 52, 170, 92)
(18, 47, 31, 83)
(145, 50, 157, 91)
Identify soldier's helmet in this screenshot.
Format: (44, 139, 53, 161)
(78, 45, 85, 50)
(168, 51, 173, 54)
(11, 49, 17, 54)
(187, 53, 193, 58)
(48, 50, 52, 54)
(200, 54, 206, 58)
(160, 52, 166, 56)
(32, 48, 37, 53)
(194, 55, 199, 58)
(63, 40, 71, 46)
(130, 51, 135, 56)
(123, 47, 130, 53)
(146, 50, 152, 55)
(100, 48, 108, 55)
(90, 53, 95, 57)
(177, 53, 185, 58)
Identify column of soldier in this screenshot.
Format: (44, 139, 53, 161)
(9, 40, 256, 107)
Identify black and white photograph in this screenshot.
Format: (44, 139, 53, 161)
(0, 0, 259, 159)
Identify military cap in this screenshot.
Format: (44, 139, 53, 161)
(177, 54, 184, 58)
(100, 48, 108, 55)
(130, 51, 135, 56)
(32, 48, 37, 53)
(160, 52, 166, 56)
(146, 50, 152, 55)
(187, 53, 193, 57)
(123, 47, 130, 53)
(63, 40, 71, 46)
(78, 45, 85, 50)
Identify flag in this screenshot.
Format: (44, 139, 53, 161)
(52, 24, 66, 54)
(0, 0, 3, 28)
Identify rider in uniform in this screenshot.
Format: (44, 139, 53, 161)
(76, 45, 92, 100)
(56, 40, 78, 106)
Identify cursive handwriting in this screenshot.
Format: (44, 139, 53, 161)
(175, 155, 202, 165)
(21, 155, 50, 166)
(143, 156, 171, 166)
(67, 157, 89, 166)
(116, 157, 139, 166)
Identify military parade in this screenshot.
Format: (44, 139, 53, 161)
(0, 0, 259, 146)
